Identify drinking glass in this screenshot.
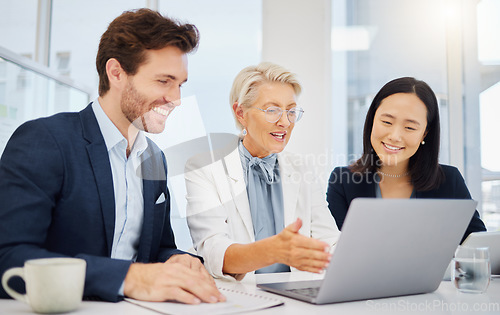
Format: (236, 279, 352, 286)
(453, 246, 490, 293)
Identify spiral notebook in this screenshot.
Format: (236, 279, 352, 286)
(125, 286, 284, 315)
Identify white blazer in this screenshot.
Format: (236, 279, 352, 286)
(185, 141, 340, 279)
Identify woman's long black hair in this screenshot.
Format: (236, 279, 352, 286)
(350, 77, 444, 191)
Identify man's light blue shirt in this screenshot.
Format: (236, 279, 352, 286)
(92, 100, 148, 262)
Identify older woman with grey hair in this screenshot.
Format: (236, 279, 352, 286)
(185, 62, 340, 280)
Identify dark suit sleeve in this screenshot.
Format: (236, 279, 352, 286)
(447, 167, 487, 243)
(327, 167, 350, 230)
(0, 121, 130, 302)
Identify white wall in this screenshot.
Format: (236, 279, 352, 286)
(262, 0, 334, 181)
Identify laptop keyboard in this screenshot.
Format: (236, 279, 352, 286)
(286, 287, 320, 298)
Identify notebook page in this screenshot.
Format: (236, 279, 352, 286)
(125, 287, 284, 315)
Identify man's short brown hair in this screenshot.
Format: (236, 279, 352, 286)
(96, 8, 199, 96)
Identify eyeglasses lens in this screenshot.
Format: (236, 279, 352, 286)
(263, 106, 303, 123)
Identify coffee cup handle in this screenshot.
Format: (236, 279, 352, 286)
(1, 267, 28, 304)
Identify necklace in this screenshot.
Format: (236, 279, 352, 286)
(377, 170, 409, 178)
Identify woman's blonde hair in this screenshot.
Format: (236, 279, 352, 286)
(229, 62, 302, 130)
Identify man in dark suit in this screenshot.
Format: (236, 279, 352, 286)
(0, 9, 224, 304)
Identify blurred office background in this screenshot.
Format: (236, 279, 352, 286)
(0, 0, 499, 250)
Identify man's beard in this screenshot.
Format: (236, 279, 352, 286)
(120, 80, 152, 132)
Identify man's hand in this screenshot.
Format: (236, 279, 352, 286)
(274, 218, 331, 273)
(123, 258, 225, 304)
(165, 254, 216, 285)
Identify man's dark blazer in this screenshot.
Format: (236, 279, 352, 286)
(327, 165, 486, 244)
(0, 104, 185, 302)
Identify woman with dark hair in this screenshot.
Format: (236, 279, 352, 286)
(327, 77, 486, 243)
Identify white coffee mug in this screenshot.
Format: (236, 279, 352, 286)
(2, 257, 86, 314)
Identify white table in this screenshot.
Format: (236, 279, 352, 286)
(2, 272, 500, 314)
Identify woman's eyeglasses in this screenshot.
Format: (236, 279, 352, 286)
(255, 106, 304, 123)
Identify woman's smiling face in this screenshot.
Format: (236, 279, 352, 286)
(370, 92, 428, 170)
(238, 82, 297, 158)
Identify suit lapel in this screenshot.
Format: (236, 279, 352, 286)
(80, 104, 115, 256)
(223, 146, 255, 241)
(278, 154, 300, 226)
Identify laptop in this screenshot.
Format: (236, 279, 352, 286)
(257, 198, 477, 304)
(462, 231, 500, 275)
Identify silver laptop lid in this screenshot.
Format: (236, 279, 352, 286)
(314, 198, 477, 304)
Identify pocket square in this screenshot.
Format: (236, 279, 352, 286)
(155, 192, 166, 204)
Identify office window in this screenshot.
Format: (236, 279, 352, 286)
(0, 0, 38, 59)
(0, 57, 89, 154)
(0, 59, 5, 77)
(332, 0, 449, 166)
(478, 0, 500, 230)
